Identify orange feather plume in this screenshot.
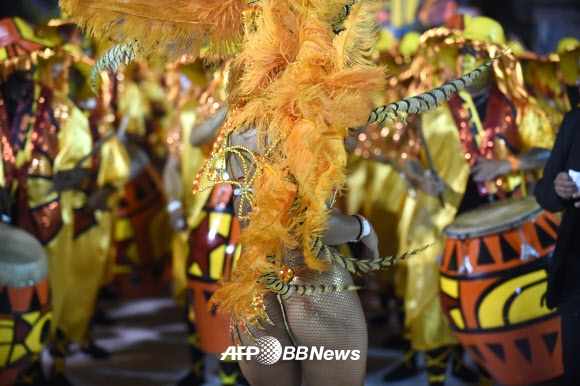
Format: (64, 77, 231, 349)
(210, 0, 386, 318)
(59, 0, 245, 62)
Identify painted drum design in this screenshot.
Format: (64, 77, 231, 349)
(113, 167, 173, 299)
(0, 224, 52, 385)
(440, 196, 562, 385)
(187, 184, 241, 355)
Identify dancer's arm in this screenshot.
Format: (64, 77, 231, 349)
(323, 210, 379, 259)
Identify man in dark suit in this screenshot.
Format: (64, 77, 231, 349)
(534, 72, 580, 385)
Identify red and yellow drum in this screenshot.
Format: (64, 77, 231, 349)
(0, 223, 52, 385)
(187, 184, 241, 354)
(113, 162, 173, 299)
(439, 196, 562, 385)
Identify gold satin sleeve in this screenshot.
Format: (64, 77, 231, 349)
(343, 154, 407, 257)
(97, 134, 130, 189)
(518, 104, 557, 151)
(181, 102, 213, 226)
(117, 81, 148, 136)
(53, 90, 93, 172)
(170, 99, 212, 305)
(398, 103, 470, 351)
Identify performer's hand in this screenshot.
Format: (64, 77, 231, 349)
(471, 157, 511, 182)
(89, 185, 116, 211)
(359, 225, 379, 261)
(51, 168, 90, 193)
(169, 206, 187, 231)
(554, 172, 579, 201)
(418, 170, 445, 197)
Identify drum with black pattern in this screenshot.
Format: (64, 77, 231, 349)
(0, 223, 52, 385)
(112, 144, 173, 299)
(439, 196, 562, 385)
(187, 184, 241, 354)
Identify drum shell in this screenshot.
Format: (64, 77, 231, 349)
(113, 168, 173, 299)
(0, 224, 52, 385)
(186, 185, 241, 354)
(439, 200, 562, 385)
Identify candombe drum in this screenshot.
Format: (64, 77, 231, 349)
(439, 196, 562, 385)
(187, 183, 241, 354)
(113, 142, 173, 298)
(0, 223, 52, 385)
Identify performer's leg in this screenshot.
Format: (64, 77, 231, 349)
(449, 344, 478, 383)
(218, 357, 246, 386)
(475, 363, 494, 386)
(285, 269, 367, 386)
(424, 345, 452, 386)
(177, 307, 205, 386)
(560, 291, 580, 386)
(13, 359, 46, 385)
(81, 328, 111, 360)
(381, 346, 421, 382)
(48, 329, 73, 386)
(234, 293, 302, 386)
(238, 359, 301, 386)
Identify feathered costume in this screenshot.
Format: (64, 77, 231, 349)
(60, 1, 499, 364)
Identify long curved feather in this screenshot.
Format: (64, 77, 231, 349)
(89, 43, 136, 93)
(59, 0, 244, 63)
(257, 271, 361, 300)
(310, 236, 436, 275)
(367, 49, 508, 126)
(332, 0, 382, 71)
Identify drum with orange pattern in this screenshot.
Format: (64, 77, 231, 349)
(113, 166, 173, 299)
(186, 184, 241, 354)
(0, 223, 52, 385)
(439, 196, 562, 385)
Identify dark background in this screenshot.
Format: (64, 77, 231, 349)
(1, 0, 579, 55)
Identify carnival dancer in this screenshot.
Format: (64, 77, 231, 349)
(61, 1, 505, 384)
(0, 16, 128, 385)
(55, 33, 131, 360)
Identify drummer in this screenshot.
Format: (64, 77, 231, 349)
(0, 16, 130, 384)
(382, 15, 557, 386)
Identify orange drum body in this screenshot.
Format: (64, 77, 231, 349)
(439, 197, 562, 385)
(113, 168, 173, 299)
(0, 224, 52, 385)
(187, 184, 240, 354)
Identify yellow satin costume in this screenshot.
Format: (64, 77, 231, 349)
(396, 16, 557, 351)
(12, 82, 115, 345)
(62, 119, 129, 346)
(167, 91, 214, 306)
(398, 104, 469, 351)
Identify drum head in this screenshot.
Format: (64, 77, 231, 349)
(443, 196, 542, 239)
(0, 223, 48, 287)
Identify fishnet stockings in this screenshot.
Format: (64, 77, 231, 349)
(235, 258, 367, 386)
